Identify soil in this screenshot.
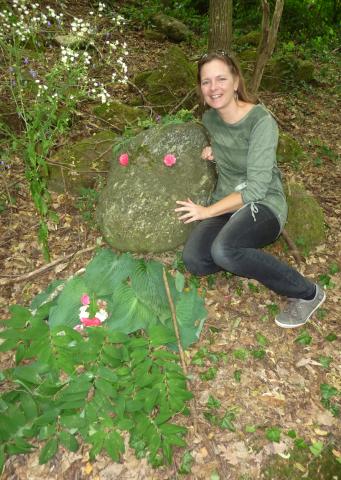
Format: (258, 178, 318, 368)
(0, 4, 340, 479)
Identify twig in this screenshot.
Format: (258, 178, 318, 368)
(281, 228, 302, 265)
(169, 87, 197, 114)
(162, 268, 198, 434)
(0, 245, 98, 286)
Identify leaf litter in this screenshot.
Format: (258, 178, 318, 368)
(1, 6, 340, 480)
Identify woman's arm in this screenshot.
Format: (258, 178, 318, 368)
(175, 191, 243, 224)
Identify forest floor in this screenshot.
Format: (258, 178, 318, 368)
(0, 5, 340, 480)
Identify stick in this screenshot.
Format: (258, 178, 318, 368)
(0, 245, 98, 286)
(281, 228, 302, 265)
(162, 268, 198, 431)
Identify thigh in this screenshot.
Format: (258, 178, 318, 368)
(215, 204, 281, 249)
(182, 213, 232, 274)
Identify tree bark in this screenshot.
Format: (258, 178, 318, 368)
(250, 0, 284, 94)
(208, 0, 233, 52)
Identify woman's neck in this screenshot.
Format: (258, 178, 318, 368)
(218, 101, 254, 124)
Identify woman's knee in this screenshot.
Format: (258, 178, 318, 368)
(211, 241, 241, 272)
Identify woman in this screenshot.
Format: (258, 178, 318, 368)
(175, 51, 325, 328)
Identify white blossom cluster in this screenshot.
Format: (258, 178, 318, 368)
(112, 14, 126, 33)
(0, 0, 63, 42)
(70, 17, 92, 38)
(90, 81, 111, 104)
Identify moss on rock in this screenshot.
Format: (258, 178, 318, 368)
(152, 13, 193, 42)
(132, 46, 197, 113)
(284, 182, 326, 254)
(261, 54, 315, 91)
(48, 130, 116, 194)
(92, 101, 148, 131)
(277, 133, 307, 167)
(235, 31, 261, 47)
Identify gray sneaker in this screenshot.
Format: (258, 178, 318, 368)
(275, 284, 326, 328)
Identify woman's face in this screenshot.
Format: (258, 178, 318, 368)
(200, 59, 239, 112)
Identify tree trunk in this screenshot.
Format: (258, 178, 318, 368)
(208, 0, 233, 52)
(250, 0, 284, 94)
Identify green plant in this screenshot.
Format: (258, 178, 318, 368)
(320, 383, 340, 417)
(0, 1, 129, 260)
(75, 187, 99, 227)
(0, 249, 208, 471)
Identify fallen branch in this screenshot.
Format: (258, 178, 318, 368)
(162, 269, 197, 425)
(281, 228, 302, 265)
(0, 245, 98, 286)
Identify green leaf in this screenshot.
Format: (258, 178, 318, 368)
(59, 431, 79, 452)
(245, 425, 257, 433)
(266, 427, 281, 443)
(206, 395, 221, 409)
(178, 452, 194, 475)
(173, 288, 207, 349)
(251, 349, 266, 359)
(233, 348, 248, 360)
(175, 271, 185, 292)
(325, 332, 337, 341)
(309, 441, 324, 456)
(20, 392, 38, 421)
(287, 429, 297, 438)
(220, 411, 236, 431)
(0, 446, 5, 475)
(318, 355, 332, 368)
(320, 383, 338, 402)
(328, 262, 340, 275)
(6, 438, 35, 455)
(48, 276, 87, 328)
(149, 325, 176, 346)
(200, 367, 217, 381)
(30, 280, 65, 310)
(233, 369, 242, 382)
(84, 250, 134, 296)
(105, 431, 125, 461)
(294, 330, 312, 345)
(295, 438, 307, 449)
(39, 437, 58, 464)
(256, 332, 268, 346)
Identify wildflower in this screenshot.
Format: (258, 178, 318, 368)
(163, 154, 177, 167)
(119, 153, 129, 166)
(23, 57, 29, 64)
(156, 115, 161, 123)
(81, 317, 102, 327)
(81, 294, 90, 305)
(29, 68, 37, 78)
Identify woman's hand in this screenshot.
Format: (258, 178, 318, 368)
(175, 199, 209, 224)
(201, 146, 214, 161)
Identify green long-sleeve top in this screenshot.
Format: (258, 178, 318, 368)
(203, 104, 288, 231)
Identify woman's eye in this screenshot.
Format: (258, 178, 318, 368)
(218, 78, 226, 82)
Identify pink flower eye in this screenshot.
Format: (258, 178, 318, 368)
(163, 154, 176, 167)
(119, 153, 129, 166)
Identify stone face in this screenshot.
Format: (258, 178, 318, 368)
(131, 46, 197, 113)
(284, 182, 325, 254)
(96, 122, 216, 253)
(48, 130, 116, 194)
(152, 13, 193, 42)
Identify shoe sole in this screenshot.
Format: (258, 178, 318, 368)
(275, 290, 326, 329)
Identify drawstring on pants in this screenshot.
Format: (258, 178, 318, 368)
(250, 202, 259, 222)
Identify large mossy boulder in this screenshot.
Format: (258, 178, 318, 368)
(277, 132, 307, 167)
(261, 54, 315, 91)
(48, 130, 116, 194)
(235, 31, 261, 47)
(152, 13, 193, 42)
(92, 101, 148, 131)
(96, 122, 216, 253)
(284, 182, 325, 253)
(132, 46, 197, 113)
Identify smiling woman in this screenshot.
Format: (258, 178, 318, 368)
(175, 51, 326, 329)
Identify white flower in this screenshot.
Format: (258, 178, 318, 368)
(95, 309, 108, 322)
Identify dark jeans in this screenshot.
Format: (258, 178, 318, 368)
(183, 203, 315, 299)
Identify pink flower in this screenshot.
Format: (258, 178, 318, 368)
(81, 317, 102, 327)
(81, 294, 90, 306)
(119, 153, 129, 166)
(73, 324, 84, 332)
(163, 154, 176, 167)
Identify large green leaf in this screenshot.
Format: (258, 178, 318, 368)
(30, 280, 65, 310)
(48, 277, 88, 328)
(83, 249, 135, 296)
(173, 288, 207, 349)
(39, 437, 58, 464)
(108, 282, 157, 333)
